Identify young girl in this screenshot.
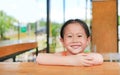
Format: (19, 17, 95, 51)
(36, 19, 103, 67)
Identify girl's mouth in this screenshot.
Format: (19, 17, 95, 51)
(71, 45, 81, 49)
(68, 45, 83, 53)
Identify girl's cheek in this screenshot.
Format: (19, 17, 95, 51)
(65, 40, 72, 44)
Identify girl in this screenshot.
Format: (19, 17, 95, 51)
(36, 19, 103, 67)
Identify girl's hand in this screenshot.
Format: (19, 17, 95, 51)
(72, 53, 95, 67)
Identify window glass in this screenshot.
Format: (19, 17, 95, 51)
(0, 0, 47, 61)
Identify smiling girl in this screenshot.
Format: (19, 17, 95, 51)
(36, 19, 103, 66)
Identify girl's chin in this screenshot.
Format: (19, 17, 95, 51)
(67, 47, 83, 54)
(72, 51, 82, 54)
(69, 50, 83, 55)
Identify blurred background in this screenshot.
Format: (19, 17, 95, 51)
(0, 0, 120, 62)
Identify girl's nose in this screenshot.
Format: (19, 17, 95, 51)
(72, 37, 78, 42)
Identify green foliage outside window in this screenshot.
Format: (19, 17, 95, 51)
(0, 11, 18, 40)
(50, 22, 61, 53)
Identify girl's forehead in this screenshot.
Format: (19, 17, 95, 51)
(64, 23, 84, 30)
(66, 23, 81, 27)
(63, 23, 86, 35)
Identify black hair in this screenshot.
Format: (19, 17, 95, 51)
(60, 19, 90, 38)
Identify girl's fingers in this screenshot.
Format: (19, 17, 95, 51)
(82, 62, 93, 67)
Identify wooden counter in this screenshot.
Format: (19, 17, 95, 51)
(0, 41, 38, 61)
(0, 62, 120, 75)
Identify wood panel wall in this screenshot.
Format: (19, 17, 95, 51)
(92, 0, 118, 53)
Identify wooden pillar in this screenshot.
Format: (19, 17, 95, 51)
(92, 0, 118, 53)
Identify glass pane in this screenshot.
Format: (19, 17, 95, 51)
(50, 0, 64, 53)
(0, 0, 47, 62)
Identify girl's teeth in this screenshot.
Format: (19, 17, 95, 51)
(71, 46, 80, 49)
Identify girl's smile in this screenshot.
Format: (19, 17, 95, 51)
(71, 45, 81, 49)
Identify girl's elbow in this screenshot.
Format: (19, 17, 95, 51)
(36, 55, 41, 64)
(98, 58, 103, 64)
(36, 57, 39, 63)
(96, 54, 104, 65)
(92, 53, 103, 65)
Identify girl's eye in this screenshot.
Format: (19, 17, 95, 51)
(66, 34, 72, 38)
(78, 35, 82, 37)
(68, 35, 72, 37)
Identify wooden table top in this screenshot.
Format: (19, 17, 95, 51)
(0, 62, 120, 75)
(0, 41, 38, 61)
(0, 42, 38, 58)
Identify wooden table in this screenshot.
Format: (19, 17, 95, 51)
(0, 40, 38, 61)
(0, 62, 120, 75)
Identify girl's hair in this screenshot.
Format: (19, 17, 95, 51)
(60, 19, 90, 38)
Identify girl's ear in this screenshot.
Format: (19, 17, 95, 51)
(87, 36, 91, 45)
(60, 38, 64, 45)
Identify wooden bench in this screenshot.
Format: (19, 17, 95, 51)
(0, 42, 38, 62)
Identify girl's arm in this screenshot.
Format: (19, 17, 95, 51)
(36, 53, 74, 66)
(36, 53, 96, 66)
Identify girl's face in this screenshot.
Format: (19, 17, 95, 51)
(60, 23, 90, 55)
